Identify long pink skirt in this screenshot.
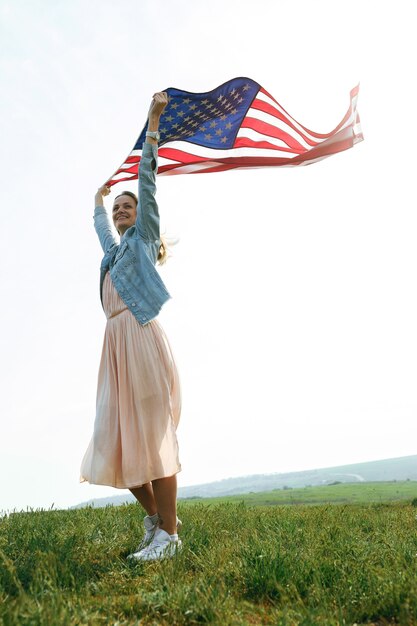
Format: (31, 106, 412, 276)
(80, 272, 181, 488)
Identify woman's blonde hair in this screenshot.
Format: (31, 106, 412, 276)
(158, 237, 169, 265)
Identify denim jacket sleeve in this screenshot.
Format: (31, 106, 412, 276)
(136, 142, 160, 243)
(94, 205, 117, 253)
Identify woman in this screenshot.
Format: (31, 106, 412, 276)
(80, 92, 182, 562)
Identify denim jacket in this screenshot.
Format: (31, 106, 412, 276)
(94, 142, 171, 325)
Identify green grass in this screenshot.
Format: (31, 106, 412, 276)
(1, 489, 417, 624)
(181, 480, 417, 507)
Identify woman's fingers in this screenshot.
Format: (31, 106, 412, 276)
(149, 91, 168, 117)
(98, 184, 111, 196)
(153, 91, 168, 103)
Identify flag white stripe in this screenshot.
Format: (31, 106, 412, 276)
(158, 142, 300, 160)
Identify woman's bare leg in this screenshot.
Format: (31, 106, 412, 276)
(151, 474, 178, 535)
(129, 483, 157, 516)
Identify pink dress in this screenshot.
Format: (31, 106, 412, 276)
(80, 272, 181, 488)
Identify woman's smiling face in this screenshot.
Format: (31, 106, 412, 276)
(112, 194, 137, 235)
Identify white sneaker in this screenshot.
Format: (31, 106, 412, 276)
(128, 515, 183, 556)
(134, 514, 158, 552)
(128, 528, 182, 562)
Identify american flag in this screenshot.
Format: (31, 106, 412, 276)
(105, 77, 363, 186)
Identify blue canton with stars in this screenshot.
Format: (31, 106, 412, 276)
(134, 77, 260, 150)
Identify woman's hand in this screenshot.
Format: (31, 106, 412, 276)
(95, 184, 111, 206)
(148, 92, 168, 125)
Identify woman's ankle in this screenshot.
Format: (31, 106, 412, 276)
(158, 518, 177, 536)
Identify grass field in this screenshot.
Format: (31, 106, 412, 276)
(1, 483, 417, 625)
(181, 480, 417, 507)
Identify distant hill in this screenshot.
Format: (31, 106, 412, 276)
(72, 453, 417, 509)
(181, 481, 417, 507)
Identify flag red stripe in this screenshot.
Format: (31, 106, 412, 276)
(158, 147, 213, 164)
(240, 117, 308, 152)
(125, 155, 140, 164)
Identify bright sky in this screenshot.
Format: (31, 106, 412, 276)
(1, 0, 416, 513)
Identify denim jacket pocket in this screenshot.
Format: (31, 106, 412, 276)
(114, 242, 126, 262)
(114, 242, 136, 268)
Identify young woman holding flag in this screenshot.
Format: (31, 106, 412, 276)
(80, 92, 182, 562)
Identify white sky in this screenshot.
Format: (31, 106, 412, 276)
(1, 0, 416, 513)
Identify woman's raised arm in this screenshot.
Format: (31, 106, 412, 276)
(95, 184, 111, 207)
(147, 92, 168, 143)
(136, 92, 168, 242)
(94, 184, 117, 253)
